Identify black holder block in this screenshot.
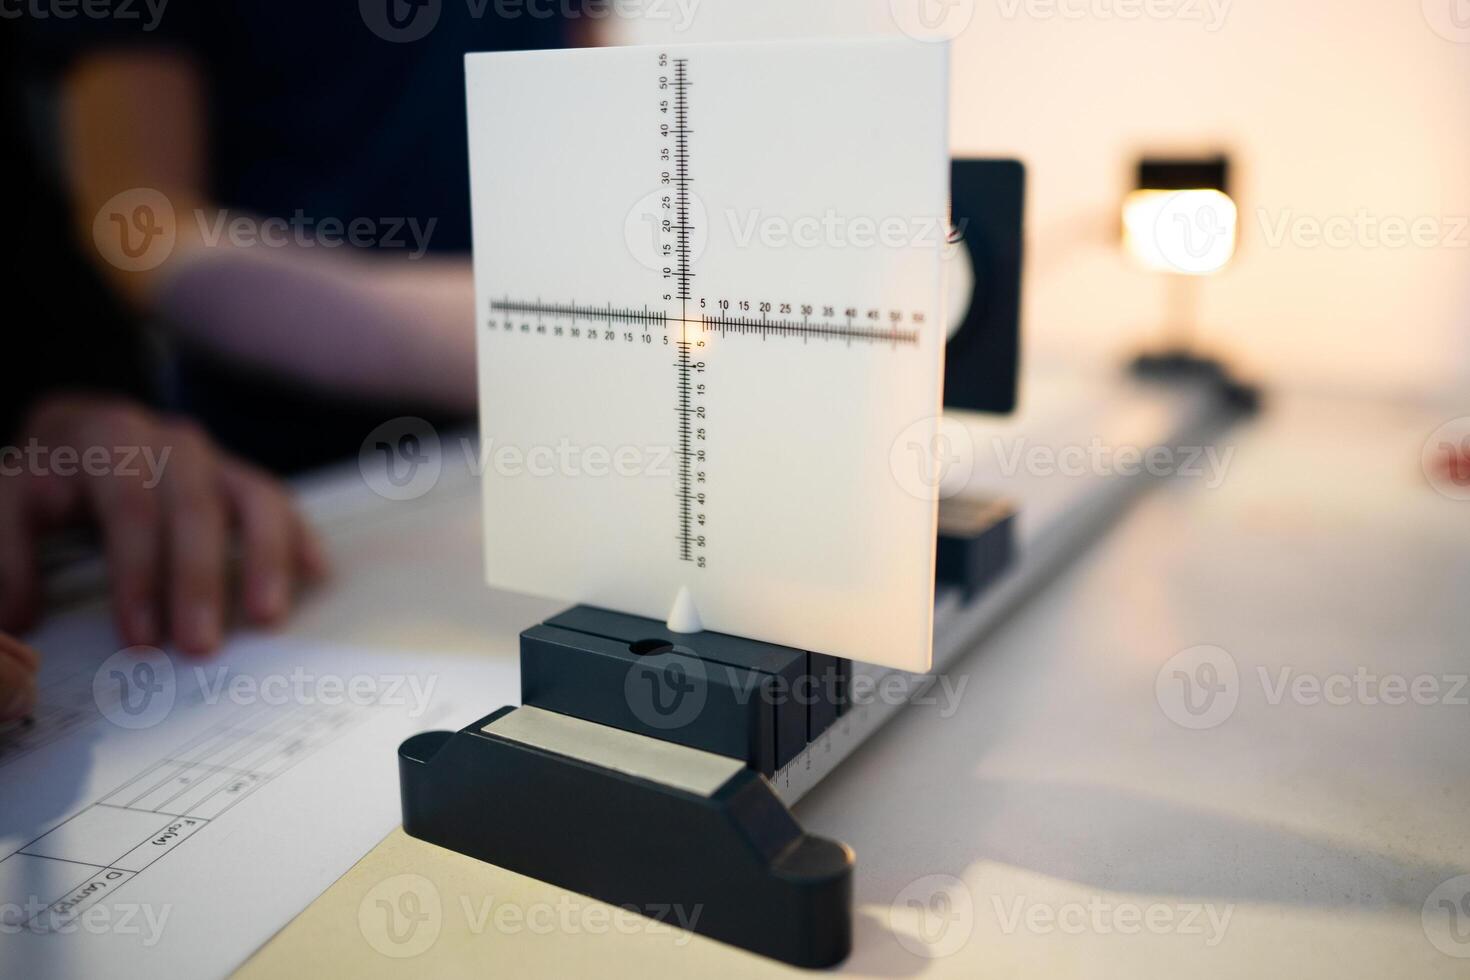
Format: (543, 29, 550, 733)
(806, 652, 850, 740)
(399, 708, 854, 968)
(522, 606, 847, 775)
(936, 497, 1017, 600)
(521, 623, 787, 773)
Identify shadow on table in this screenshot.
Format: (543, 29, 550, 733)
(0, 723, 99, 841)
(839, 770, 1467, 974)
(0, 721, 98, 930)
(801, 651, 1465, 970)
(919, 774, 1464, 908)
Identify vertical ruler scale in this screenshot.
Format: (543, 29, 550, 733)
(675, 336, 694, 563)
(466, 41, 950, 671)
(670, 56, 697, 564)
(672, 57, 693, 307)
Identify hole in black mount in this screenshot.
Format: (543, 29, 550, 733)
(629, 638, 675, 657)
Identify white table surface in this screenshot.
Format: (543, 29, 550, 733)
(22, 378, 1470, 977)
(804, 389, 1470, 977)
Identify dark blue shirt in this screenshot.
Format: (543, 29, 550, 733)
(33, 1, 570, 253)
(25, 3, 573, 470)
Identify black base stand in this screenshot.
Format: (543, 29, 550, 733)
(398, 609, 856, 968)
(1129, 348, 1262, 416)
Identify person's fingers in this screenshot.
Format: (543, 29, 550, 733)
(291, 507, 330, 583)
(159, 422, 226, 655)
(218, 459, 294, 625)
(0, 476, 41, 635)
(76, 405, 164, 647)
(0, 631, 41, 672)
(0, 648, 37, 722)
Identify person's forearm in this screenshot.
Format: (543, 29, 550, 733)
(62, 51, 479, 411)
(156, 244, 479, 411)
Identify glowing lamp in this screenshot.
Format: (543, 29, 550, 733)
(1123, 156, 1236, 276)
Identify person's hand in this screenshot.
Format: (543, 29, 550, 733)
(0, 632, 38, 723)
(0, 394, 327, 654)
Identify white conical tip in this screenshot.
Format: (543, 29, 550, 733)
(665, 585, 704, 634)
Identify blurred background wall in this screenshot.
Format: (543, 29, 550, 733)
(614, 0, 1470, 403)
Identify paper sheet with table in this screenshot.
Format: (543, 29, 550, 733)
(0, 610, 515, 980)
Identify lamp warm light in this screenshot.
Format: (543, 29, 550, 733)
(1123, 188, 1238, 276)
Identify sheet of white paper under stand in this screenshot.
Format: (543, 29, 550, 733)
(466, 38, 951, 671)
